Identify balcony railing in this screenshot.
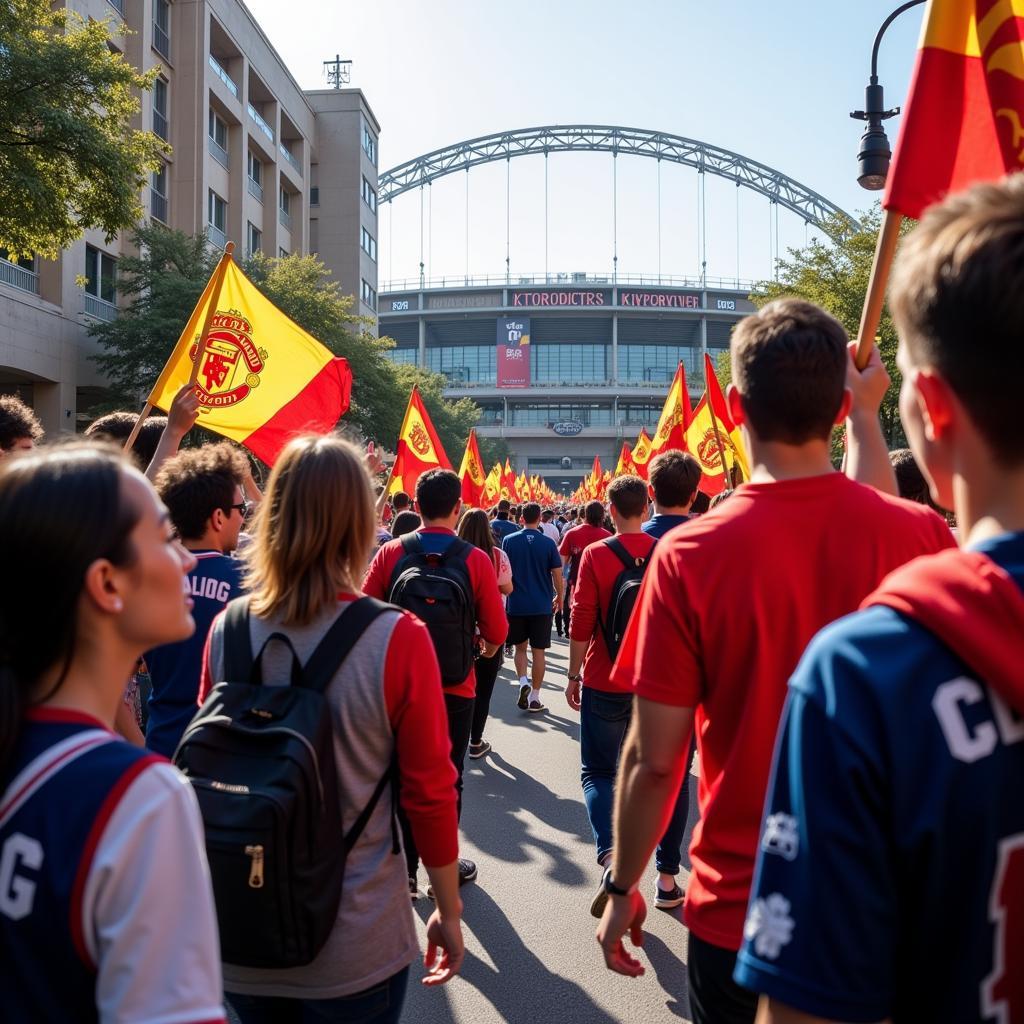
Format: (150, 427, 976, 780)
(380, 272, 759, 293)
(0, 258, 39, 295)
(106, 0, 125, 17)
(279, 207, 291, 230)
(207, 224, 227, 249)
(153, 109, 169, 142)
(208, 54, 238, 98)
(247, 176, 264, 203)
(279, 144, 302, 176)
(208, 135, 229, 169)
(151, 190, 168, 223)
(248, 104, 274, 143)
(84, 293, 118, 322)
(153, 23, 170, 60)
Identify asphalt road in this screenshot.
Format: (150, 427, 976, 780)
(402, 634, 700, 1024)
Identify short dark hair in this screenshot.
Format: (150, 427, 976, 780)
(522, 501, 541, 524)
(890, 447, 931, 505)
(731, 298, 848, 444)
(890, 176, 1024, 467)
(155, 442, 247, 541)
(391, 510, 421, 537)
(607, 475, 648, 519)
(85, 411, 168, 470)
(392, 490, 411, 511)
(541, 509, 553, 521)
(415, 469, 461, 520)
(0, 395, 43, 450)
(648, 450, 701, 508)
(690, 491, 711, 515)
(497, 498, 511, 516)
(584, 499, 605, 526)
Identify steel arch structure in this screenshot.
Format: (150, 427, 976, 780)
(378, 124, 859, 233)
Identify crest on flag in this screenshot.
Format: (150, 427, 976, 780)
(409, 420, 432, 457)
(188, 311, 268, 410)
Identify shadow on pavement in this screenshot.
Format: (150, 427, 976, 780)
(642, 931, 692, 1020)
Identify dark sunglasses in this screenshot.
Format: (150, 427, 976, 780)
(226, 499, 250, 517)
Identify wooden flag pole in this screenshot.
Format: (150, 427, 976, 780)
(123, 242, 235, 454)
(375, 384, 418, 516)
(854, 209, 903, 369)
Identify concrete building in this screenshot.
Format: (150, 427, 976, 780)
(378, 277, 756, 495)
(0, 0, 380, 434)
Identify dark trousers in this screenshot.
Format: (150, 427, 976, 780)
(400, 692, 474, 876)
(470, 648, 502, 745)
(555, 579, 574, 635)
(228, 966, 409, 1024)
(579, 688, 692, 871)
(687, 935, 757, 1024)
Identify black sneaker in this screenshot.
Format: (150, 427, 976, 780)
(528, 698, 546, 713)
(427, 858, 477, 900)
(590, 881, 609, 919)
(468, 740, 492, 760)
(517, 683, 531, 710)
(654, 881, 685, 909)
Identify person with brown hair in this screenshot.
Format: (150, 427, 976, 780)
(644, 450, 702, 539)
(558, 499, 612, 636)
(736, 177, 1024, 1024)
(596, 298, 955, 1024)
(201, 436, 464, 1020)
(143, 442, 249, 757)
(0, 394, 43, 456)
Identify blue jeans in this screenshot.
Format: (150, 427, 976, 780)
(579, 687, 693, 874)
(228, 967, 409, 1024)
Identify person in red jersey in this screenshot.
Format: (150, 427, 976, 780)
(558, 500, 612, 636)
(364, 468, 506, 893)
(595, 298, 955, 1024)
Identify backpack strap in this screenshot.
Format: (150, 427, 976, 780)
(300, 596, 394, 694)
(400, 533, 424, 556)
(343, 757, 400, 856)
(604, 536, 646, 571)
(439, 537, 473, 567)
(222, 596, 254, 682)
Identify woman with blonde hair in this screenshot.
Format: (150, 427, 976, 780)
(199, 434, 463, 1023)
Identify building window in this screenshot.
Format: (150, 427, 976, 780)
(84, 245, 117, 304)
(279, 188, 291, 215)
(278, 247, 289, 258)
(246, 222, 262, 257)
(425, 345, 497, 385)
(618, 344, 700, 383)
(360, 227, 376, 261)
(153, 77, 169, 142)
(208, 189, 226, 231)
(508, 403, 612, 427)
(310, 186, 319, 207)
(153, 0, 170, 59)
(532, 344, 609, 384)
(361, 279, 377, 310)
(383, 347, 418, 366)
(208, 108, 228, 151)
(151, 162, 169, 222)
(362, 121, 376, 165)
(361, 176, 377, 214)
(247, 151, 262, 186)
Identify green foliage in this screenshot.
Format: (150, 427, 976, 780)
(751, 204, 910, 450)
(0, 2, 167, 258)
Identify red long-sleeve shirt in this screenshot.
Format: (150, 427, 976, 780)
(362, 526, 508, 699)
(570, 532, 656, 693)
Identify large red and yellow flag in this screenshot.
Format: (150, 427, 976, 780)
(650, 363, 693, 455)
(614, 441, 638, 477)
(458, 429, 486, 507)
(481, 462, 502, 506)
(885, 0, 1024, 219)
(148, 257, 352, 465)
(387, 386, 451, 497)
(631, 427, 654, 480)
(500, 459, 517, 501)
(704, 353, 751, 481)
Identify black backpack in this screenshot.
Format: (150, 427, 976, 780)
(386, 534, 476, 687)
(598, 537, 655, 660)
(173, 595, 398, 969)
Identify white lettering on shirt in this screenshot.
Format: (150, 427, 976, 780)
(932, 676, 1024, 763)
(190, 576, 232, 603)
(0, 833, 43, 920)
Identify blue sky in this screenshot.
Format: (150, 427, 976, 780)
(245, 0, 924, 288)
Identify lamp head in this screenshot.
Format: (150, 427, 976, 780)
(857, 122, 891, 190)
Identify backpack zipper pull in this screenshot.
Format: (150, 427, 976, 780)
(245, 844, 264, 889)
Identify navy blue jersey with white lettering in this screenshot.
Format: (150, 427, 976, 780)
(735, 532, 1024, 1023)
(145, 549, 243, 757)
(0, 709, 224, 1022)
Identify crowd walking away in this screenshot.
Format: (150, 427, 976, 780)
(0, 177, 1021, 1024)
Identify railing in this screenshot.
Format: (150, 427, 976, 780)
(207, 224, 227, 248)
(0, 259, 39, 295)
(380, 272, 758, 293)
(151, 190, 168, 223)
(247, 176, 264, 203)
(84, 293, 118, 322)
(208, 135, 229, 169)
(153, 24, 170, 60)
(248, 103, 274, 143)
(153, 109, 169, 142)
(442, 379, 677, 391)
(279, 207, 291, 230)
(279, 143, 302, 176)
(208, 54, 238, 98)
(106, 0, 125, 17)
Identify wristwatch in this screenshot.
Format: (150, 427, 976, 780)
(567, 672, 582, 682)
(602, 866, 636, 897)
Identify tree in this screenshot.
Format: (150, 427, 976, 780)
(0, 2, 167, 259)
(750, 204, 910, 450)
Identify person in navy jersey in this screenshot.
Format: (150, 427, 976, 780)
(642, 450, 701, 540)
(489, 498, 519, 544)
(502, 502, 564, 713)
(736, 179, 1024, 1023)
(0, 443, 224, 1023)
(145, 442, 248, 757)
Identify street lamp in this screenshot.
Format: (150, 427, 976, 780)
(850, 0, 927, 190)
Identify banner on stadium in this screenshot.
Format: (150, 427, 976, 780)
(496, 316, 531, 388)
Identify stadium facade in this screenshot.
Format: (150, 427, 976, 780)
(379, 276, 757, 494)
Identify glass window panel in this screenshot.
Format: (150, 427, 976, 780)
(618, 345, 700, 383)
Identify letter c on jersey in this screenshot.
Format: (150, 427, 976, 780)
(932, 677, 999, 763)
(0, 833, 43, 921)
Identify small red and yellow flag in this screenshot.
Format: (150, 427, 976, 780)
(148, 257, 352, 465)
(482, 462, 502, 507)
(631, 428, 654, 480)
(387, 385, 451, 497)
(650, 363, 693, 456)
(614, 441, 638, 477)
(704, 353, 751, 482)
(458, 428, 486, 507)
(885, 0, 1024, 219)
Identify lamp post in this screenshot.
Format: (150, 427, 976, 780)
(850, 0, 927, 189)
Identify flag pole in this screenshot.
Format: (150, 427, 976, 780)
(853, 209, 903, 369)
(703, 357, 733, 492)
(123, 242, 235, 454)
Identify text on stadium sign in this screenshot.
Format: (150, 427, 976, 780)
(511, 290, 607, 307)
(619, 291, 701, 308)
(552, 420, 584, 436)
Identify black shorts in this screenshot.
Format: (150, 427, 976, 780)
(506, 613, 553, 650)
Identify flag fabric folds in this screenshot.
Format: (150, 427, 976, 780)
(631, 428, 654, 480)
(884, 0, 1024, 220)
(387, 386, 451, 497)
(614, 441, 638, 477)
(482, 463, 502, 507)
(704, 354, 751, 482)
(458, 429, 486, 507)
(650, 363, 693, 455)
(148, 258, 352, 465)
